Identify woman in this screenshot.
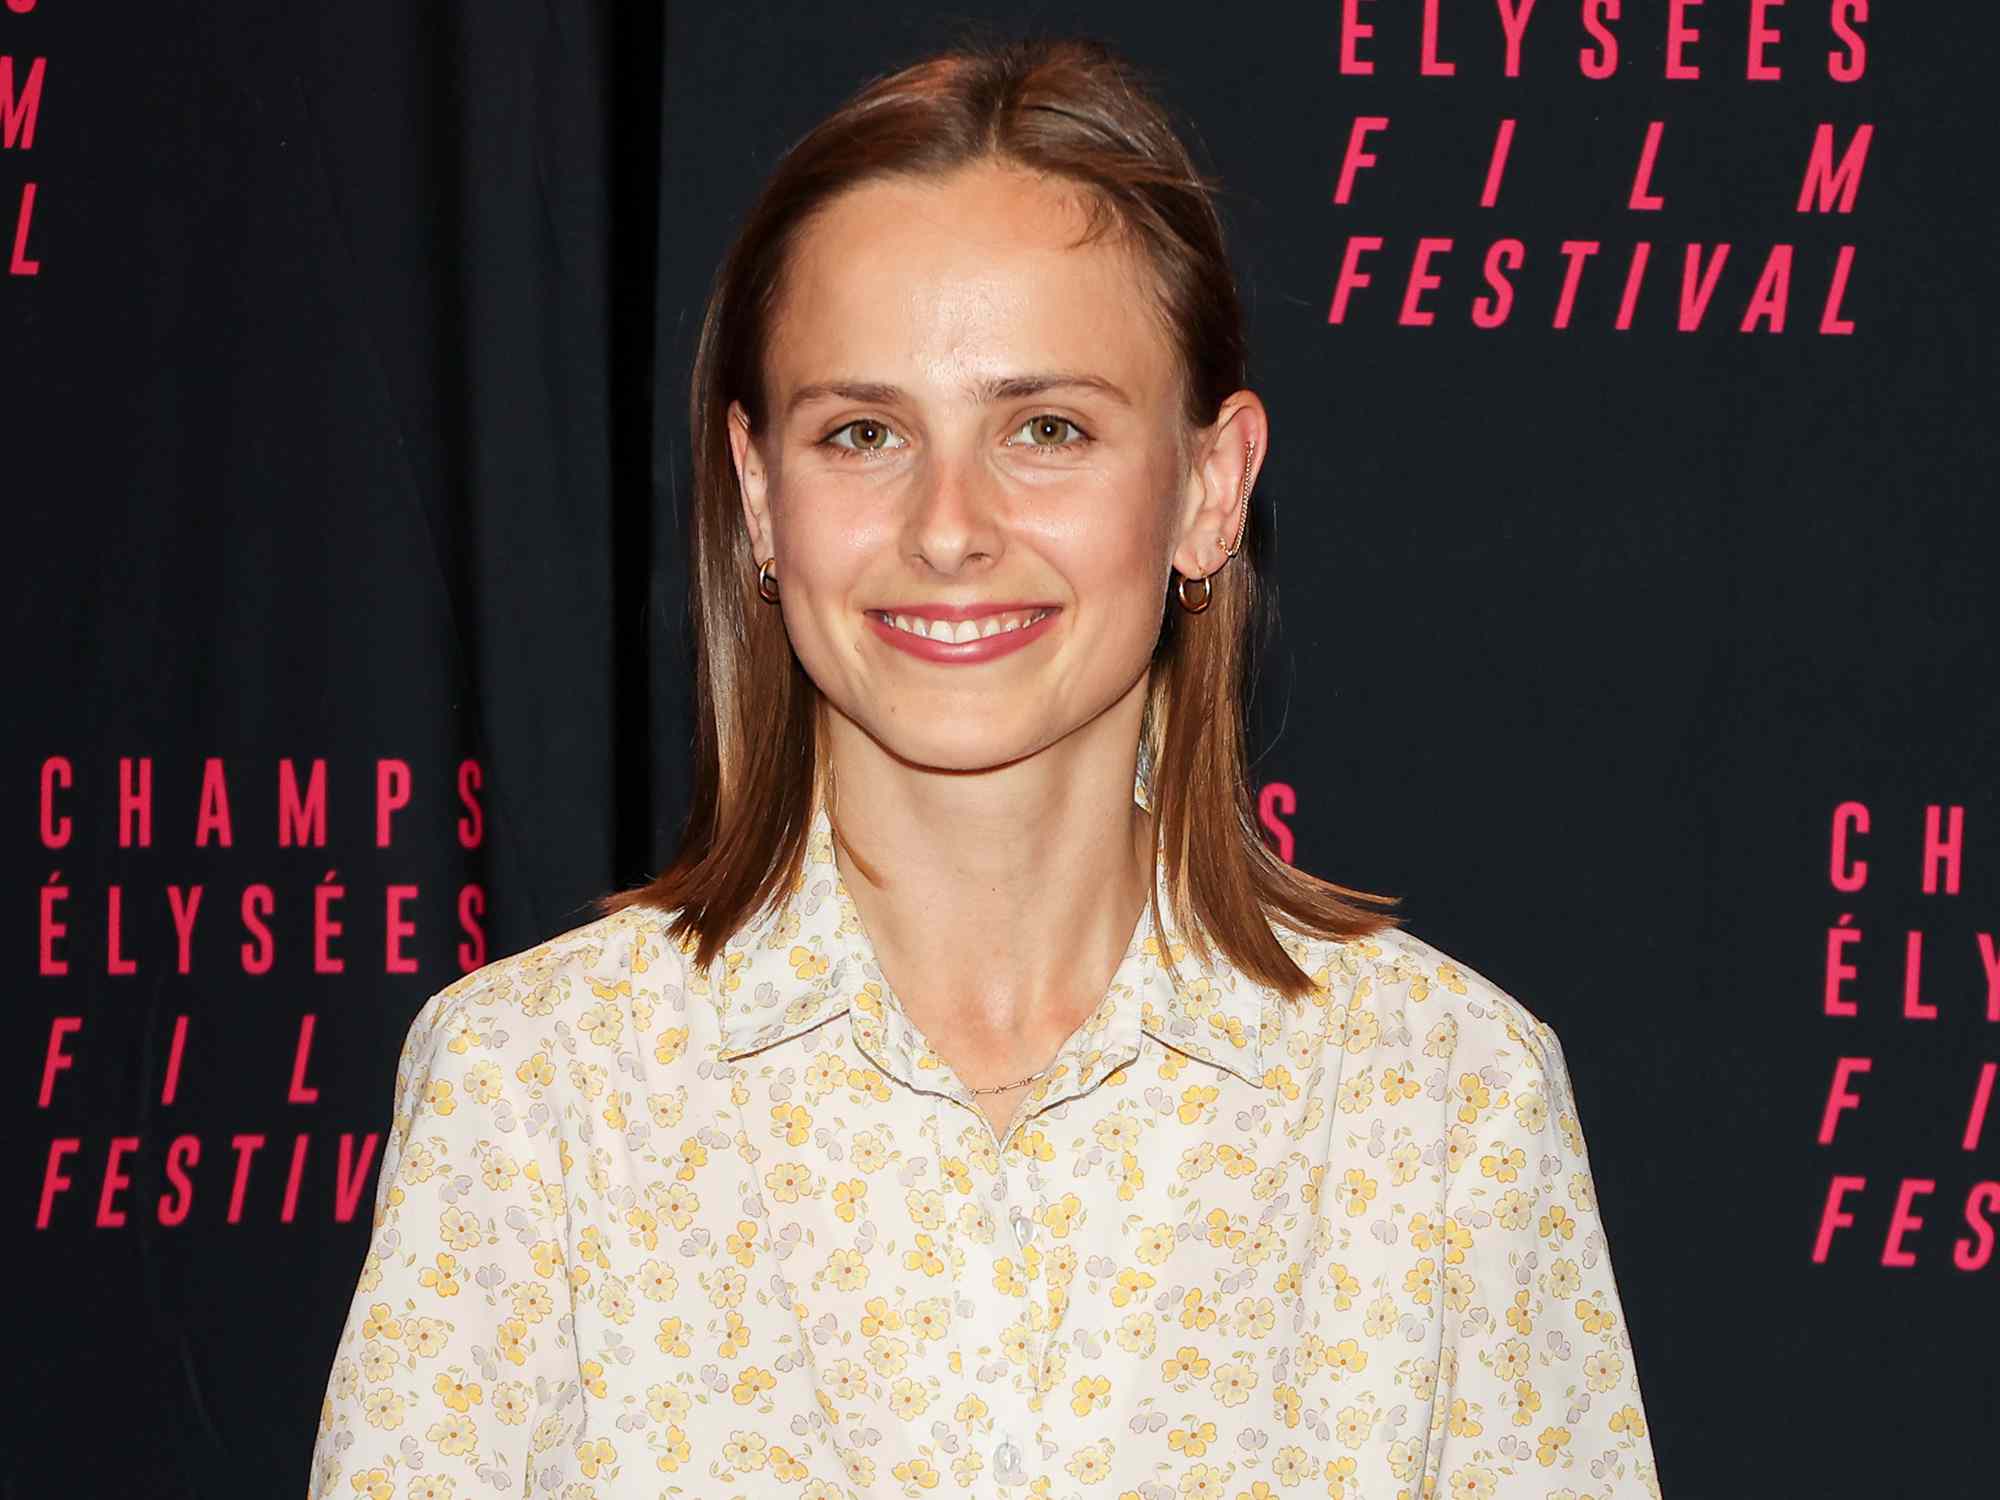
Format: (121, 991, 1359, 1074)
(309, 36, 1660, 1500)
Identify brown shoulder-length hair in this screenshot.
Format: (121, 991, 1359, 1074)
(597, 33, 1400, 997)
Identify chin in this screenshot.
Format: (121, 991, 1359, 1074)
(851, 705, 1056, 776)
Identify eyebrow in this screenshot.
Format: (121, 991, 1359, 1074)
(783, 372, 1133, 420)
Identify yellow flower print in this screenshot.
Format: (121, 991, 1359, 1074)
(1443, 1124, 1476, 1171)
(1510, 1378, 1542, 1427)
(360, 1303, 402, 1342)
(1324, 1262, 1360, 1310)
(652, 1026, 687, 1065)
(347, 1467, 394, 1500)
(822, 1247, 868, 1292)
(1066, 1442, 1114, 1484)
(654, 1425, 690, 1473)
(1135, 1222, 1176, 1266)
(1609, 1404, 1648, 1439)
(1478, 1143, 1525, 1183)
(577, 1224, 612, 1270)
(1505, 1289, 1534, 1335)
(1011, 1128, 1055, 1162)
(1157, 1049, 1188, 1081)
(1177, 1084, 1219, 1124)
(789, 945, 829, 980)
(726, 1219, 760, 1267)
(955, 1392, 989, 1427)
(771, 1445, 810, 1481)
(1168, 1419, 1216, 1456)
(360, 1387, 405, 1430)
(771, 1102, 811, 1146)
(1216, 1144, 1257, 1179)
(579, 1002, 622, 1047)
(654, 1316, 689, 1357)
(417, 1253, 461, 1298)
(1273, 1383, 1302, 1428)
(1575, 1296, 1617, 1335)
(1338, 1167, 1379, 1217)
(574, 1436, 616, 1477)
(1454, 1073, 1490, 1125)
(1540, 1203, 1576, 1242)
(1162, 1345, 1211, 1383)
(764, 1160, 815, 1203)
(1261, 1063, 1301, 1100)
(1402, 1258, 1439, 1305)
(731, 1365, 777, 1406)
(1071, 1374, 1112, 1416)
(861, 1297, 904, 1336)
(903, 1234, 946, 1276)
(431, 1371, 483, 1412)
(1534, 1425, 1572, 1467)
(1210, 1361, 1257, 1407)
(829, 1177, 867, 1222)
(624, 1205, 660, 1252)
(941, 1156, 973, 1194)
(907, 1297, 951, 1341)
(1041, 1192, 1084, 1237)
(1437, 1217, 1472, 1265)
(719, 1309, 751, 1358)
(1204, 1208, 1244, 1250)
(891, 1456, 940, 1491)
(1324, 1338, 1368, 1377)
(889, 1377, 932, 1418)
(1447, 1397, 1483, 1438)
(1179, 1289, 1217, 1330)
(721, 1430, 769, 1471)
(514, 1051, 554, 1088)
(1446, 1464, 1496, 1500)
(1110, 1267, 1155, 1307)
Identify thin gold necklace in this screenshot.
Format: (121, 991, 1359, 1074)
(967, 1053, 1060, 1097)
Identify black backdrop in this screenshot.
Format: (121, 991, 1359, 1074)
(11, 3, 1997, 1495)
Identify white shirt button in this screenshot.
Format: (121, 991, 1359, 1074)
(993, 1439, 1026, 1486)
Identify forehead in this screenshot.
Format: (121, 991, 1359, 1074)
(768, 165, 1176, 408)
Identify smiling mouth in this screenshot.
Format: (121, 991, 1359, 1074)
(867, 608, 1054, 644)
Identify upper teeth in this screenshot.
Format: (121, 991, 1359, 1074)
(880, 609, 1050, 643)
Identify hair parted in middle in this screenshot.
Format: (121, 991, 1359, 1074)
(596, 31, 1401, 996)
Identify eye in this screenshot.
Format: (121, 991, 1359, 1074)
(820, 418, 908, 457)
(1008, 415, 1090, 450)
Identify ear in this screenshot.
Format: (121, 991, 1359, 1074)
(1170, 393, 1268, 583)
(727, 400, 775, 563)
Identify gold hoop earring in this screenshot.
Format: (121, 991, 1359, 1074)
(756, 556, 780, 603)
(1222, 436, 1256, 560)
(1176, 572, 1213, 614)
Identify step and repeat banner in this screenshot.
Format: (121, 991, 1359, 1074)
(10, 3, 1994, 1496)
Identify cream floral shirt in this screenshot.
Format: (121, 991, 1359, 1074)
(309, 799, 1661, 1500)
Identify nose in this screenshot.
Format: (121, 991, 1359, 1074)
(903, 448, 1002, 577)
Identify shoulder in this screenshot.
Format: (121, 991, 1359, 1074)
(1265, 919, 1571, 1092)
(392, 904, 703, 1110)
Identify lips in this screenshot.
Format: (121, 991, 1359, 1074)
(864, 604, 1061, 662)
(871, 608, 1052, 644)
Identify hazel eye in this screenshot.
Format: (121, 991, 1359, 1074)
(822, 419, 908, 455)
(1010, 415, 1089, 448)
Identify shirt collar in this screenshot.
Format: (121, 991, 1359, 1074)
(707, 780, 1269, 1089)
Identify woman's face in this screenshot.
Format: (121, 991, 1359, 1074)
(729, 162, 1252, 776)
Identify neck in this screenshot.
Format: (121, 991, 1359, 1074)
(822, 689, 1155, 1081)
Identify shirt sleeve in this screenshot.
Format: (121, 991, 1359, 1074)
(307, 985, 580, 1499)
(1424, 1008, 1662, 1499)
